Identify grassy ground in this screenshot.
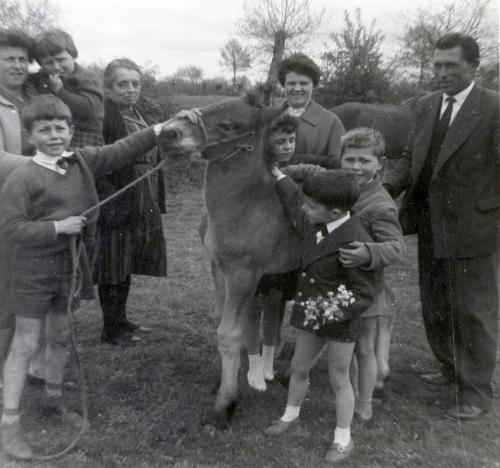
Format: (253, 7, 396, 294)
(1, 175, 499, 468)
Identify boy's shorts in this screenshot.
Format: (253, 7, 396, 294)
(11, 253, 75, 319)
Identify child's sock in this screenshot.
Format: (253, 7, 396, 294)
(45, 382, 62, 399)
(355, 398, 373, 420)
(247, 354, 266, 391)
(2, 408, 20, 425)
(262, 345, 275, 380)
(334, 426, 351, 447)
(281, 405, 300, 422)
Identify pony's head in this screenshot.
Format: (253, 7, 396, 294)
(159, 88, 284, 161)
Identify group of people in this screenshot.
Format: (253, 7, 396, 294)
(0, 24, 497, 466)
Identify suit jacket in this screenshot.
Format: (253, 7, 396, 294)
(384, 85, 499, 258)
(276, 176, 379, 341)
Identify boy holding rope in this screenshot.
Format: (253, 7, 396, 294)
(0, 94, 197, 460)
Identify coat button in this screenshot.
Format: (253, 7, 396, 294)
(297, 292, 302, 297)
(309, 278, 315, 284)
(301, 272, 306, 277)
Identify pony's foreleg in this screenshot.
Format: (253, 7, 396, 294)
(211, 261, 225, 319)
(213, 268, 259, 427)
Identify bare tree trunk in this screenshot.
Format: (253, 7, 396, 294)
(266, 30, 287, 94)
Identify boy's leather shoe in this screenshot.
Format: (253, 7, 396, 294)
(325, 439, 354, 464)
(446, 404, 485, 421)
(264, 418, 299, 436)
(1, 421, 33, 460)
(419, 372, 452, 385)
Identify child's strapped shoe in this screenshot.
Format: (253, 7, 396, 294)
(1, 421, 33, 460)
(264, 418, 300, 436)
(325, 439, 354, 464)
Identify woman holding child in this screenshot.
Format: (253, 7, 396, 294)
(94, 58, 167, 346)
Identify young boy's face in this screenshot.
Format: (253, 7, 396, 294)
(341, 147, 382, 187)
(302, 195, 342, 225)
(38, 51, 75, 78)
(269, 130, 296, 166)
(28, 119, 73, 157)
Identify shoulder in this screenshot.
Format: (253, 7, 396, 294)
(302, 100, 343, 128)
(68, 63, 103, 89)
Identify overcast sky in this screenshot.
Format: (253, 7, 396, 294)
(54, 0, 497, 82)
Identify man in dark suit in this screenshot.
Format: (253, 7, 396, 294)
(384, 33, 499, 420)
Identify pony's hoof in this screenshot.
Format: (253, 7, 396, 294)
(202, 401, 237, 431)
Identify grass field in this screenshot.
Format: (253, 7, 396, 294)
(2, 169, 499, 468)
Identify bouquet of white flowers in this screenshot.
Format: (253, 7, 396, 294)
(293, 285, 356, 330)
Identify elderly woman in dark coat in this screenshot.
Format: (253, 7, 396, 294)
(95, 58, 166, 346)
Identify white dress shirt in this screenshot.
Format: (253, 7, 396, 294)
(441, 80, 475, 125)
(33, 150, 75, 175)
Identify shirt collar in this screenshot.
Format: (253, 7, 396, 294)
(33, 149, 74, 164)
(444, 81, 475, 107)
(326, 212, 351, 233)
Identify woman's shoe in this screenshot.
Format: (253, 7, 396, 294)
(121, 320, 153, 333)
(101, 330, 141, 346)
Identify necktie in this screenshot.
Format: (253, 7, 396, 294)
(438, 96, 455, 131)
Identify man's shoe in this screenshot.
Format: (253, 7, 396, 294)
(325, 439, 354, 463)
(121, 320, 153, 333)
(1, 422, 33, 460)
(264, 418, 299, 436)
(101, 330, 141, 346)
(446, 404, 485, 421)
(419, 372, 452, 386)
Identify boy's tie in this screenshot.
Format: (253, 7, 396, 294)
(56, 154, 77, 171)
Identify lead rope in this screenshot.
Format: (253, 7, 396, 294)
(29, 160, 166, 461)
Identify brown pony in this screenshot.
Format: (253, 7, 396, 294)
(159, 93, 301, 428)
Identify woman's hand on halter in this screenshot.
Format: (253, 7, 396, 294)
(271, 165, 285, 180)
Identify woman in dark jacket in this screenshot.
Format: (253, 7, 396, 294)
(95, 58, 167, 345)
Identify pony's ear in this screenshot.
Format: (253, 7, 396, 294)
(257, 106, 286, 127)
(244, 87, 266, 108)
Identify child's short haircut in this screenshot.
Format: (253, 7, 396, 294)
(22, 95, 72, 133)
(264, 113, 299, 163)
(341, 127, 385, 160)
(33, 29, 78, 61)
(0, 29, 34, 60)
(303, 170, 360, 211)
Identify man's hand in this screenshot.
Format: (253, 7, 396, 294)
(48, 74, 63, 93)
(174, 109, 202, 124)
(339, 241, 371, 268)
(56, 216, 87, 235)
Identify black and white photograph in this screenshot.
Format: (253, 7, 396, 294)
(0, 0, 498, 466)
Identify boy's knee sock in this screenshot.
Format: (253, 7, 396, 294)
(2, 407, 20, 425)
(262, 345, 275, 380)
(281, 404, 300, 422)
(355, 398, 372, 420)
(334, 426, 351, 447)
(45, 381, 62, 399)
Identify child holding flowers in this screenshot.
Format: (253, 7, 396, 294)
(264, 168, 380, 464)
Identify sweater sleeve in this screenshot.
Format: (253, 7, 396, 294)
(56, 68, 104, 122)
(283, 163, 325, 182)
(363, 204, 406, 269)
(275, 176, 306, 235)
(80, 127, 158, 178)
(0, 173, 57, 246)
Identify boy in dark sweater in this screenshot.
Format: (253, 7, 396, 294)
(0, 94, 196, 460)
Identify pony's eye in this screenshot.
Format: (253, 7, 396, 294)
(219, 121, 234, 132)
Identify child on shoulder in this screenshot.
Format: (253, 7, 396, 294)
(30, 29, 105, 148)
(0, 94, 197, 461)
(264, 167, 380, 464)
(245, 112, 299, 391)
